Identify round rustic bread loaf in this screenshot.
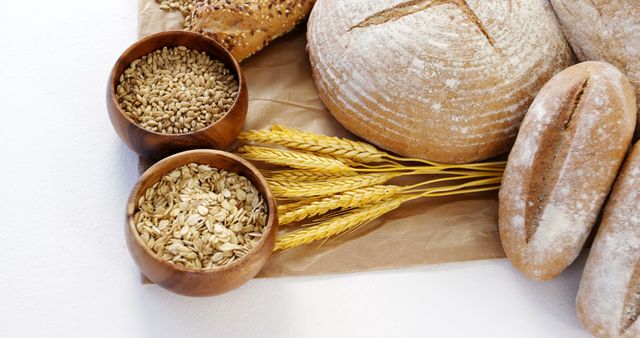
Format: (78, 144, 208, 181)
(307, 0, 575, 163)
(550, 0, 640, 139)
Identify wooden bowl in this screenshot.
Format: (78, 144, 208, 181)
(125, 149, 277, 296)
(107, 31, 248, 161)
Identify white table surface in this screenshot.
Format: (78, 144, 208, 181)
(0, 1, 593, 337)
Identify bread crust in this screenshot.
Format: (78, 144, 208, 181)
(307, 0, 574, 163)
(498, 61, 637, 281)
(577, 142, 640, 338)
(190, 0, 315, 61)
(550, 0, 640, 139)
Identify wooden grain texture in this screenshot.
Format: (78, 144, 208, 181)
(125, 149, 278, 296)
(107, 31, 248, 161)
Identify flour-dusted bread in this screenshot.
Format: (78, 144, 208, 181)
(550, 0, 640, 139)
(187, 0, 315, 61)
(577, 142, 640, 338)
(307, 0, 574, 164)
(499, 61, 636, 281)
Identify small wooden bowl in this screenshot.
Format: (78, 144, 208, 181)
(107, 31, 248, 161)
(125, 149, 277, 296)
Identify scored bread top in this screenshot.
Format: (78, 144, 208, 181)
(577, 142, 640, 338)
(190, 0, 315, 61)
(499, 61, 637, 281)
(307, 0, 575, 163)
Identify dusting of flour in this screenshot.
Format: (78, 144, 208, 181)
(578, 143, 640, 337)
(307, 0, 574, 161)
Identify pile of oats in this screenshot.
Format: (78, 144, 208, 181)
(133, 163, 268, 269)
(116, 46, 239, 134)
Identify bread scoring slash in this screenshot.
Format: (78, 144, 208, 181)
(499, 61, 637, 281)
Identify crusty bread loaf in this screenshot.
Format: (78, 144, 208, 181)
(550, 0, 640, 139)
(577, 141, 640, 338)
(499, 61, 637, 281)
(307, 0, 575, 164)
(186, 0, 315, 61)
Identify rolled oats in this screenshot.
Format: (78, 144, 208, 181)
(133, 163, 268, 269)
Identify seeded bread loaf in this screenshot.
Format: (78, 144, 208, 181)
(550, 0, 640, 139)
(188, 0, 315, 61)
(576, 141, 640, 338)
(498, 61, 637, 281)
(307, 0, 575, 164)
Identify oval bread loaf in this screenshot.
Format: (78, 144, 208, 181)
(307, 0, 575, 163)
(576, 141, 640, 338)
(550, 0, 640, 139)
(188, 0, 315, 61)
(499, 61, 637, 281)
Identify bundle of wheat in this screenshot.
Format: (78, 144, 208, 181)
(237, 125, 504, 251)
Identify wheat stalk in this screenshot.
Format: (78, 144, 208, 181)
(266, 170, 358, 182)
(274, 198, 404, 251)
(268, 173, 397, 198)
(239, 125, 387, 163)
(241, 125, 513, 170)
(279, 185, 403, 225)
(237, 145, 353, 172)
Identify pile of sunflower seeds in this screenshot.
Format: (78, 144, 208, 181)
(133, 163, 267, 269)
(116, 46, 239, 134)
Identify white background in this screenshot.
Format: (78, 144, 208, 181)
(0, 1, 592, 337)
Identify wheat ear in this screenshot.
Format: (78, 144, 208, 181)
(277, 198, 322, 215)
(239, 125, 387, 163)
(274, 198, 404, 251)
(268, 173, 396, 198)
(279, 185, 403, 225)
(237, 145, 353, 172)
(266, 170, 358, 182)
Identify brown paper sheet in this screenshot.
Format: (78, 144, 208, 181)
(137, 0, 506, 277)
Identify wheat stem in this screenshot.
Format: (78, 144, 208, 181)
(385, 153, 506, 168)
(400, 173, 502, 192)
(420, 185, 501, 197)
(401, 177, 502, 200)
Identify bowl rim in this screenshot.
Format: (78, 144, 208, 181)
(108, 30, 246, 138)
(126, 149, 278, 274)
